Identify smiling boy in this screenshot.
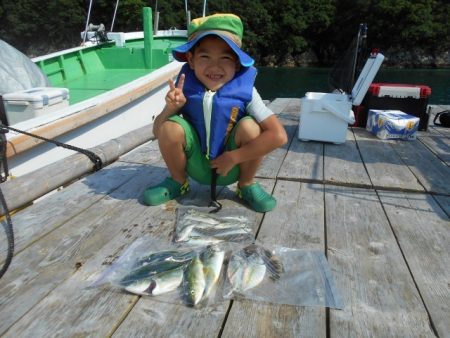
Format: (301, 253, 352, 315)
(144, 13, 287, 212)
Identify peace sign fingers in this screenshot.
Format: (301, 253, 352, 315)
(165, 74, 186, 109)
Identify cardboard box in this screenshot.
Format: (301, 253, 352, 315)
(366, 109, 420, 140)
(298, 53, 384, 144)
(3, 87, 69, 125)
(353, 83, 431, 130)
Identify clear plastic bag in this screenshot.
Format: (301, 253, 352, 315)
(89, 236, 229, 308)
(173, 206, 254, 246)
(223, 243, 344, 309)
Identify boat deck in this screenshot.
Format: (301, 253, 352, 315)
(61, 69, 151, 104)
(1, 99, 449, 337)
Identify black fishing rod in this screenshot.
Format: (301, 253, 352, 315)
(209, 168, 222, 213)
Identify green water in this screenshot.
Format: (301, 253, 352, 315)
(255, 67, 450, 105)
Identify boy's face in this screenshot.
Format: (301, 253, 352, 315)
(187, 36, 240, 91)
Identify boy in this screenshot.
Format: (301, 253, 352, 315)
(144, 13, 287, 212)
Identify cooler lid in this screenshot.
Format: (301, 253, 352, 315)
(3, 87, 69, 103)
(351, 53, 384, 105)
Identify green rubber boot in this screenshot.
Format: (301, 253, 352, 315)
(143, 177, 189, 206)
(236, 182, 276, 213)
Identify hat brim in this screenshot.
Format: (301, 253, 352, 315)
(172, 31, 254, 67)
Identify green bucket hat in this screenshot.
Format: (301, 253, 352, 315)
(172, 13, 254, 67)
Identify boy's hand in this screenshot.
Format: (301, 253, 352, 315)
(165, 74, 186, 111)
(210, 151, 236, 177)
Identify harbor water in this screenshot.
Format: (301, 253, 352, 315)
(255, 67, 450, 105)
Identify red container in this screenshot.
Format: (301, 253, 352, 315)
(353, 83, 432, 130)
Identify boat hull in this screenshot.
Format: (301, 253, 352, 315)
(6, 61, 182, 177)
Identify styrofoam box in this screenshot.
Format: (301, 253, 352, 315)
(3, 87, 70, 125)
(298, 53, 384, 144)
(366, 109, 419, 140)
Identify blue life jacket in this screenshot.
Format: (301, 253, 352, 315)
(177, 63, 256, 159)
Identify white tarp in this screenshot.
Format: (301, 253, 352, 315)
(0, 39, 51, 95)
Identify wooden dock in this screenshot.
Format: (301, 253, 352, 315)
(0, 99, 449, 337)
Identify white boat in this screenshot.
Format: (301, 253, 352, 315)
(1, 6, 187, 178)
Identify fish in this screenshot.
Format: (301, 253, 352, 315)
(120, 249, 195, 288)
(200, 245, 225, 300)
(147, 267, 184, 295)
(193, 226, 249, 237)
(183, 209, 221, 225)
(185, 232, 253, 247)
(174, 221, 197, 242)
(243, 244, 284, 280)
(227, 250, 266, 292)
(175, 209, 253, 245)
(120, 259, 187, 287)
(124, 266, 184, 296)
(134, 249, 195, 268)
(183, 255, 206, 306)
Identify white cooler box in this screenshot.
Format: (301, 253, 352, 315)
(298, 53, 384, 143)
(3, 87, 70, 125)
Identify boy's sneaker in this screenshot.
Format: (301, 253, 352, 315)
(236, 182, 276, 213)
(143, 177, 189, 206)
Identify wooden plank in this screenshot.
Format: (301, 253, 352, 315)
(6, 64, 181, 157)
(118, 139, 159, 164)
(418, 127, 450, 166)
(390, 137, 450, 195)
(378, 190, 450, 338)
(112, 181, 271, 337)
(434, 194, 450, 218)
(278, 138, 324, 182)
(2, 161, 142, 257)
(257, 99, 300, 179)
(222, 180, 326, 338)
(267, 98, 293, 115)
(326, 185, 435, 336)
(0, 161, 167, 336)
(324, 130, 371, 187)
(353, 128, 424, 192)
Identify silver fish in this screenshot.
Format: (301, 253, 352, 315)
(124, 266, 184, 296)
(200, 246, 225, 300)
(243, 244, 284, 280)
(135, 249, 194, 268)
(186, 232, 253, 246)
(193, 226, 249, 237)
(147, 267, 184, 295)
(183, 255, 206, 306)
(227, 250, 266, 292)
(175, 221, 197, 242)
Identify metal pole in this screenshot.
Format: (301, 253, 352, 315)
(202, 0, 206, 17)
(83, 0, 94, 43)
(154, 0, 159, 32)
(110, 0, 120, 32)
(185, 0, 190, 28)
(351, 24, 363, 88)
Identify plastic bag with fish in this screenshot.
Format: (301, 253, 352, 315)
(223, 243, 344, 309)
(89, 236, 229, 308)
(174, 206, 255, 246)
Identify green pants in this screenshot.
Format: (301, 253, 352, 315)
(168, 115, 252, 186)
